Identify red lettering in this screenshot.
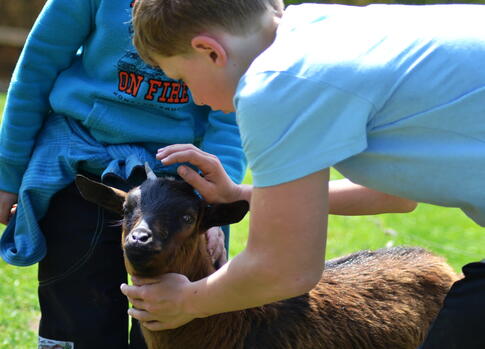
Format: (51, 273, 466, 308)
(126, 73, 144, 97)
(180, 83, 189, 103)
(145, 79, 162, 100)
(118, 71, 129, 92)
(167, 82, 181, 103)
(157, 81, 172, 103)
(143, 79, 191, 104)
(118, 71, 144, 97)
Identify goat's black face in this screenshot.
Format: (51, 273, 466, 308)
(75, 174, 249, 278)
(122, 177, 203, 275)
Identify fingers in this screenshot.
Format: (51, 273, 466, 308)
(215, 248, 227, 269)
(10, 204, 17, 219)
(128, 308, 178, 331)
(120, 283, 144, 301)
(120, 284, 149, 318)
(157, 144, 221, 176)
(205, 227, 217, 254)
(176, 165, 213, 199)
(127, 308, 170, 331)
(156, 144, 201, 161)
(205, 227, 227, 267)
(128, 307, 155, 322)
(0, 192, 18, 225)
(156, 144, 240, 204)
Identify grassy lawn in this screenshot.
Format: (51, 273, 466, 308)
(0, 94, 5, 112)
(0, 92, 484, 347)
(0, 261, 39, 348)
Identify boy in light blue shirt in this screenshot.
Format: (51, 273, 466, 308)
(126, 0, 485, 347)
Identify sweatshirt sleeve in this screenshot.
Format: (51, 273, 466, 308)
(198, 110, 247, 185)
(0, 0, 95, 193)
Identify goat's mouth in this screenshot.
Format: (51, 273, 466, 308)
(124, 245, 160, 264)
(124, 248, 165, 278)
(124, 244, 160, 265)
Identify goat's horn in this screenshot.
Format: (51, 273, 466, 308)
(144, 162, 157, 180)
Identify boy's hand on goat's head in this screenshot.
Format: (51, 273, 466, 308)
(206, 227, 227, 268)
(121, 273, 197, 331)
(156, 144, 242, 203)
(0, 190, 18, 225)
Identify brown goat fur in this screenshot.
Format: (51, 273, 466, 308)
(75, 174, 459, 349)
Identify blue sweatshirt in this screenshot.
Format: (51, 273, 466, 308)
(0, 0, 246, 266)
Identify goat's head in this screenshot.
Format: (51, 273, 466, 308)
(75, 174, 249, 278)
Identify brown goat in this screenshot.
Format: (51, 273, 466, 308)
(75, 174, 459, 349)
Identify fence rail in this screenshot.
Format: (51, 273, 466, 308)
(0, 26, 29, 47)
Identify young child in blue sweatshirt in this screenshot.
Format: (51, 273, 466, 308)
(124, 0, 485, 348)
(0, 0, 246, 348)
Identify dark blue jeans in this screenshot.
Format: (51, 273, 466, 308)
(419, 260, 485, 349)
(38, 179, 146, 349)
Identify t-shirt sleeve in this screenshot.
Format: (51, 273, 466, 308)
(235, 71, 375, 187)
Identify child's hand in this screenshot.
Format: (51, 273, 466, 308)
(121, 273, 196, 331)
(205, 227, 227, 268)
(0, 190, 18, 225)
(156, 144, 242, 203)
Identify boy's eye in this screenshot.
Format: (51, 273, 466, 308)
(182, 214, 194, 224)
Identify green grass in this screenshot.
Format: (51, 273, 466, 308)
(0, 93, 40, 348)
(0, 262, 39, 348)
(0, 94, 5, 123)
(1, 92, 484, 347)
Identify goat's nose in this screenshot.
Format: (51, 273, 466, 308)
(129, 229, 152, 244)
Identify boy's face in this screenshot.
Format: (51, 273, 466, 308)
(151, 52, 236, 113)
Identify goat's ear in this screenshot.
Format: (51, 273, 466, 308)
(200, 201, 249, 231)
(75, 175, 127, 215)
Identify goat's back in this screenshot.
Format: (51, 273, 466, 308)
(146, 246, 458, 349)
(243, 246, 458, 349)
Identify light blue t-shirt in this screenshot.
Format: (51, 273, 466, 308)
(235, 4, 485, 226)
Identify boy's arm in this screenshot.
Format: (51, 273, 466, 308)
(187, 169, 328, 316)
(0, 0, 94, 194)
(329, 178, 417, 215)
(155, 146, 415, 216)
(197, 110, 247, 184)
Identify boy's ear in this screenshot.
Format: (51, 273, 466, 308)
(200, 201, 250, 231)
(75, 175, 127, 216)
(191, 35, 227, 66)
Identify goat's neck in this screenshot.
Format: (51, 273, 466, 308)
(166, 234, 215, 282)
(146, 235, 252, 349)
(145, 234, 278, 349)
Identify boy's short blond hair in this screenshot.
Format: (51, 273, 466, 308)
(132, 0, 284, 64)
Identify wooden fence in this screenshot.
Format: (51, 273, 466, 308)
(0, 0, 45, 90)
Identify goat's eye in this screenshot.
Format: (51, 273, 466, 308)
(182, 214, 194, 224)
